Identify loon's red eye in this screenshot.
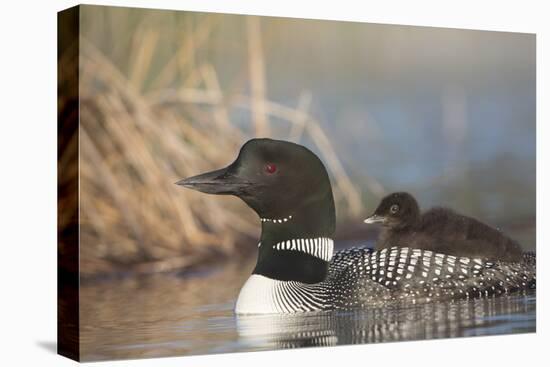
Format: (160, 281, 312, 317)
(265, 163, 277, 174)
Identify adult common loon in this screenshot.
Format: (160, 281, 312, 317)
(365, 192, 524, 262)
(177, 138, 536, 314)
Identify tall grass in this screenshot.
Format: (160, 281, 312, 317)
(73, 10, 367, 276)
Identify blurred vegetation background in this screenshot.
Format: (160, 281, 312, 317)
(70, 5, 535, 278)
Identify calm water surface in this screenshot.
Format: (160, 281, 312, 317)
(80, 256, 536, 361)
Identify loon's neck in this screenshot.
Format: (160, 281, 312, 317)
(252, 193, 335, 284)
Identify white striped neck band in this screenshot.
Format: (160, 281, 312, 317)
(261, 215, 293, 224)
(272, 237, 334, 262)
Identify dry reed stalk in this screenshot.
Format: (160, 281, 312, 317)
(148, 16, 219, 91)
(200, 64, 232, 132)
(129, 29, 159, 91)
(288, 91, 312, 142)
(178, 21, 196, 79)
(246, 16, 270, 136)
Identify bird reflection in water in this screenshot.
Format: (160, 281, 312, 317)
(236, 290, 535, 349)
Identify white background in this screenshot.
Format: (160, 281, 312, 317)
(0, 0, 547, 366)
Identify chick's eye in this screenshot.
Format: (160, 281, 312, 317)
(390, 204, 399, 214)
(265, 163, 277, 174)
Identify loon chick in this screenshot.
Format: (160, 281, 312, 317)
(364, 192, 524, 262)
(177, 139, 535, 314)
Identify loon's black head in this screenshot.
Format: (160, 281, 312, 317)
(364, 192, 420, 229)
(177, 138, 336, 283)
(177, 138, 334, 226)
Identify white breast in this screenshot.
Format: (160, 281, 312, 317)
(235, 275, 283, 314)
(235, 274, 326, 314)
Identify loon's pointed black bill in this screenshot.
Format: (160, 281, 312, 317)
(364, 214, 386, 224)
(176, 166, 251, 195)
